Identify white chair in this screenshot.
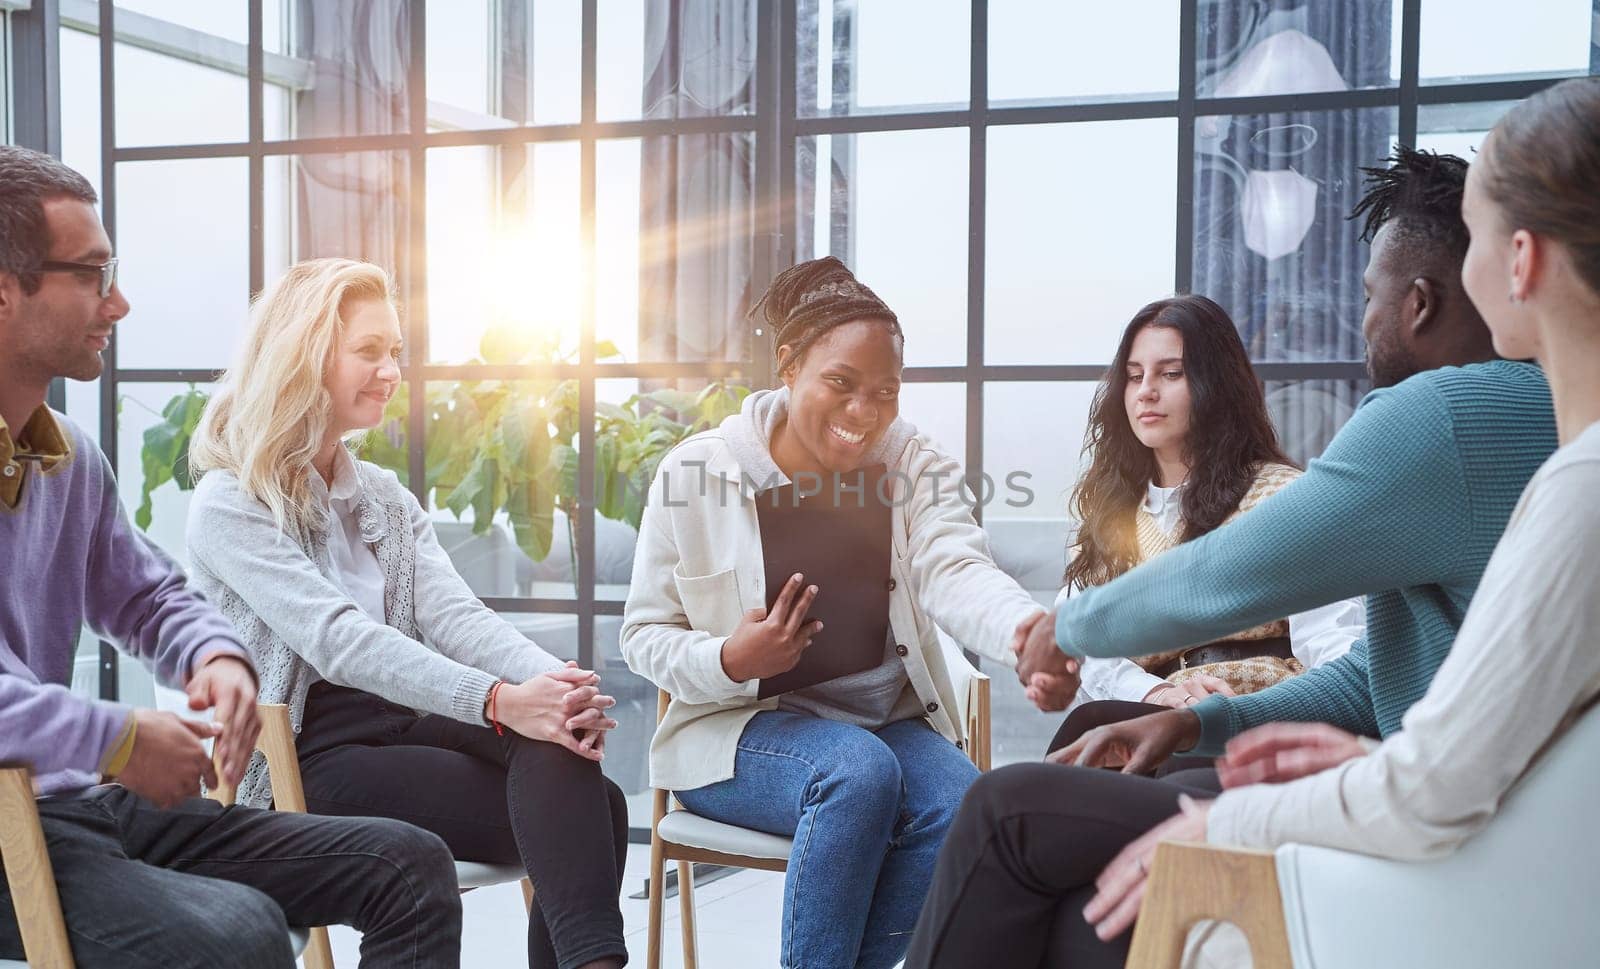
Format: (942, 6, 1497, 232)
(644, 648, 992, 969)
(1128, 702, 1600, 968)
(0, 762, 312, 969)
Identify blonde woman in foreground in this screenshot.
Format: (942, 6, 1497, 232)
(186, 258, 628, 969)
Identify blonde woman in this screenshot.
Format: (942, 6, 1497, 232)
(186, 258, 627, 969)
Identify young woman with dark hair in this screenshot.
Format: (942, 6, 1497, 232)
(622, 256, 1045, 969)
(1044, 295, 1363, 754)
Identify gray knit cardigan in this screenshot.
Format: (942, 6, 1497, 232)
(186, 456, 563, 808)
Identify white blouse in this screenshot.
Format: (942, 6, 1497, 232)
(1062, 481, 1365, 705)
(318, 446, 389, 624)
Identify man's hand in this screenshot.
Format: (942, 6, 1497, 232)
(719, 573, 823, 683)
(115, 709, 221, 809)
(1217, 722, 1367, 789)
(1014, 608, 1079, 687)
(1143, 674, 1236, 709)
(1046, 708, 1201, 774)
(1083, 795, 1212, 941)
(186, 654, 259, 788)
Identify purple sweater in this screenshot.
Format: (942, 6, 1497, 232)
(0, 411, 249, 796)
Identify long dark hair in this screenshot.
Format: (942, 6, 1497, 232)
(1063, 295, 1294, 590)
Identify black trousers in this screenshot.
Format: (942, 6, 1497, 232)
(296, 682, 629, 969)
(903, 763, 1223, 969)
(0, 786, 461, 968)
(1047, 700, 1217, 776)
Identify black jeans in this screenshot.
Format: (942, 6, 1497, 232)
(1047, 700, 1217, 776)
(296, 682, 629, 969)
(0, 785, 461, 969)
(904, 763, 1223, 969)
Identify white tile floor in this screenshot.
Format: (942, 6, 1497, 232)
(318, 844, 788, 968)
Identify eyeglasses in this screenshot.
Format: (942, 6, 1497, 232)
(37, 257, 119, 299)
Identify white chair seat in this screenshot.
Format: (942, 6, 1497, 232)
(1272, 703, 1600, 969)
(656, 809, 793, 862)
(0, 927, 310, 967)
(454, 860, 527, 889)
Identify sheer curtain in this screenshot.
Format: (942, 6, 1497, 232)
(1193, 0, 1392, 463)
(638, 0, 758, 365)
(289, 0, 411, 275)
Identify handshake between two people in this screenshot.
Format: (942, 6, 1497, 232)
(1011, 608, 1080, 713)
(1011, 611, 1368, 783)
(113, 655, 619, 811)
(1009, 609, 1235, 713)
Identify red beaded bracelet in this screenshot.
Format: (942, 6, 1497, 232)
(488, 680, 505, 736)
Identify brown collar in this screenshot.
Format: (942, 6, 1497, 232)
(1, 405, 74, 509)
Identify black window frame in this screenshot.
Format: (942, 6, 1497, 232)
(8, 0, 1591, 739)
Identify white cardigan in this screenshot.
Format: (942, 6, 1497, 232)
(621, 412, 1043, 792)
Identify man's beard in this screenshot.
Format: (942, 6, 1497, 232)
(48, 338, 107, 382)
(22, 308, 107, 383)
(1365, 335, 1422, 390)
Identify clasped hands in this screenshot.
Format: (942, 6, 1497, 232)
(491, 661, 620, 763)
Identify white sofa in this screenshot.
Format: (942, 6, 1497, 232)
(1266, 701, 1599, 968)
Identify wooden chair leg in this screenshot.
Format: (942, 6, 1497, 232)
(521, 877, 535, 914)
(677, 861, 698, 969)
(0, 767, 75, 969)
(647, 833, 667, 969)
(1125, 841, 1294, 969)
(301, 927, 335, 969)
(208, 706, 336, 969)
(966, 674, 992, 772)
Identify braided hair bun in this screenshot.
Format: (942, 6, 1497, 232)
(751, 256, 903, 374)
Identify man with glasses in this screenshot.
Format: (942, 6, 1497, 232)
(0, 145, 465, 968)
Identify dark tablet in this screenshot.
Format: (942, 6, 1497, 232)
(754, 464, 894, 699)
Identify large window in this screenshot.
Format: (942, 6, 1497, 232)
(28, 1, 1600, 818)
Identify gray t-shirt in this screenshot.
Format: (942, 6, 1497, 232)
(779, 624, 927, 728)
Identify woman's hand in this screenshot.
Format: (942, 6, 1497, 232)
(718, 573, 823, 683)
(1217, 722, 1367, 789)
(1083, 795, 1212, 941)
(493, 664, 618, 762)
(1143, 674, 1235, 709)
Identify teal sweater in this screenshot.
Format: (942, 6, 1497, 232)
(1054, 360, 1557, 756)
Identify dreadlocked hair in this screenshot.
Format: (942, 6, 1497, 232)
(751, 256, 902, 374)
(1348, 145, 1471, 259)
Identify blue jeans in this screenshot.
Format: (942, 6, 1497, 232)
(675, 711, 979, 969)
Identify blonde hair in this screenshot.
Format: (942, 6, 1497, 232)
(190, 257, 395, 539)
